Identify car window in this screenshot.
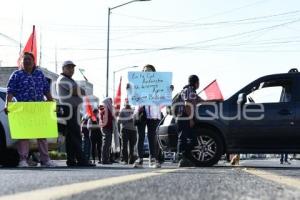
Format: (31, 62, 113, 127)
(246, 79, 292, 104)
(0, 91, 6, 101)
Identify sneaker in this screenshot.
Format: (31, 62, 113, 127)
(149, 161, 161, 169)
(27, 159, 38, 167)
(41, 160, 57, 168)
(149, 159, 161, 168)
(178, 157, 195, 168)
(18, 160, 29, 168)
(133, 158, 143, 168)
(77, 162, 96, 167)
(122, 161, 128, 165)
(66, 161, 77, 167)
(285, 161, 291, 165)
(101, 161, 112, 165)
(280, 161, 283, 165)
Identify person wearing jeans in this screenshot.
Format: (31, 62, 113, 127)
(176, 75, 203, 167)
(99, 97, 114, 164)
(81, 117, 91, 162)
(5, 52, 56, 168)
(280, 154, 291, 165)
(131, 64, 162, 169)
(88, 109, 102, 164)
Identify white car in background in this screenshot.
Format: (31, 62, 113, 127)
(0, 87, 19, 167)
(0, 87, 66, 167)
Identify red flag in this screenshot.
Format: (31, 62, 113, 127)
(17, 25, 37, 67)
(203, 80, 224, 101)
(114, 77, 122, 112)
(85, 96, 96, 121)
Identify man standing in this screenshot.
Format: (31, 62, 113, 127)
(56, 60, 94, 167)
(118, 99, 137, 165)
(177, 75, 203, 167)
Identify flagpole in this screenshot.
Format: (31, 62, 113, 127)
(31, 25, 35, 52)
(197, 79, 216, 95)
(39, 28, 42, 67)
(55, 45, 58, 73)
(19, 9, 23, 55)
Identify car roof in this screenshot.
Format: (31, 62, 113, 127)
(0, 87, 7, 93)
(258, 72, 300, 80)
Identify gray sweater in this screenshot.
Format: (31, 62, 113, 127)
(118, 108, 135, 131)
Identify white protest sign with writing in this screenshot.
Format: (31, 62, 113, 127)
(127, 72, 172, 105)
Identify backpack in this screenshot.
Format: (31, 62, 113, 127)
(133, 106, 147, 126)
(171, 91, 184, 116)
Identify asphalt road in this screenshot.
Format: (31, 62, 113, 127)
(1, 159, 300, 200)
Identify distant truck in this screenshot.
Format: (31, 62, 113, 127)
(158, 69, 300, 166)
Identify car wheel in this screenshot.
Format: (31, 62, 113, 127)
(0, 125, 19, 167)
(1, 148, 19, 167)
(189, 128, 223, 167)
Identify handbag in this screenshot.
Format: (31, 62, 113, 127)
(133, 106, 147, 126)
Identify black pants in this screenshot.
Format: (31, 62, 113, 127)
(101, 128, 112, 163)
(121, 128, 137, 164)
(137, 119, 160, 160)
(91, 131, 102, 162)
(177, 119, 195, 157)
(280, 154, 288, 162)
(65, 107, 86, 165)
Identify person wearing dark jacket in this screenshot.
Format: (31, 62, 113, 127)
(99, 97, 114, 164)
(56, 60, 95, 167)
(81, 116, 91, 162)
(88, 109, 103, 164)
(177, 75, 203, 167)
(118, 99, 137, 164)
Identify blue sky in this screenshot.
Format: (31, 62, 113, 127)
(0, 0, 300, 100)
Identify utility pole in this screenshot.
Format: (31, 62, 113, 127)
(55, 45, 58, 73)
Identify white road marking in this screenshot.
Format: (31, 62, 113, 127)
(243, 168, 300, 189)
(0, 168, 182, 200)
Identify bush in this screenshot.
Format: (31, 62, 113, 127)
(49, 151, 67, 160)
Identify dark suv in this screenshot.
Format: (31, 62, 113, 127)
(158, 70, 300, 166)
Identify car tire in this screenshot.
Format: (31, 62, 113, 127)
(188, 128, 223, 167)
(0, 125, 19, 168)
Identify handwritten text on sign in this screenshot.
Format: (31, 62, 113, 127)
(8, 102, 58, 139)
(127, 72, 172, 105)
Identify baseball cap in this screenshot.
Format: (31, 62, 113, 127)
(62, 60, 76, 67)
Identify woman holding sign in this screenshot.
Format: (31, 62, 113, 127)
(5, 52, 56, 168)
(131, 64, 163, 169)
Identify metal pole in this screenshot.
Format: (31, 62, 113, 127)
(106, 7, 111, 97)
(113, 71, 116, 100)
(55, 45, 58, 73)
(39, 29, 42, 67)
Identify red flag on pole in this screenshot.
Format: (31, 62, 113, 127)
(203, 79, 224, 101)
(85, 96, 96, 121)
(114, 77, 122, 112)
(17, 25, 37, 67)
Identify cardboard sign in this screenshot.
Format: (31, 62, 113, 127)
(8, 102, 58, 139)
(127, 72, 172, 105)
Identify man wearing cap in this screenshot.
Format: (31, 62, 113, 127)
(56, 60, 94, 167)
(176, 75, 204, 167)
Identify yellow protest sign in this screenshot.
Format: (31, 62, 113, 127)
(8, 102, 58, 139)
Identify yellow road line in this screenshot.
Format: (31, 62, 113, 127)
(242, 168, 300, 189)
(0, 168, 181, 200)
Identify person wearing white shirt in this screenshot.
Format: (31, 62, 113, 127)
(132, 65, 162, 169)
